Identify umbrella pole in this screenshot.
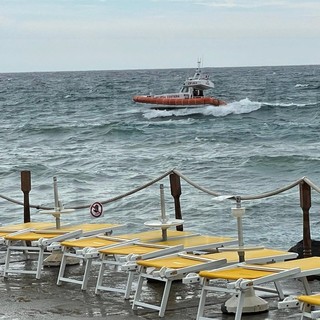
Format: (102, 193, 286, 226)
(53, 177, 61, 229)
(160, 184, 168, 241)
(233, 196, 245, 262)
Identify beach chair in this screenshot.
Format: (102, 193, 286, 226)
(0, 221, 57, 264)
(95, 242, 185, 298)
(55, 229, 199, 291)
(279, 294, 320, 320)
(2, 222, 122, 279)
(0, 221, 56, 243)
(297, 294, 320, 319)
(114, 229, 197, 243)
(96, 234, 237, 299)
(131, 248, 298, 317)
(193, 256, 320, 320)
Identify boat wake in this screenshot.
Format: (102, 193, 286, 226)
(142, 98, 262, 119)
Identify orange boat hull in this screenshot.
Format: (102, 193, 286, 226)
(133, 96, 226, 107)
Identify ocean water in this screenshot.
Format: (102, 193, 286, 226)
(0, 65, 319, 250)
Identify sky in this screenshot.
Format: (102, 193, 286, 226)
(0, 0, 319, 72)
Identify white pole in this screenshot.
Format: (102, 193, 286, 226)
(53, 177, 59, 211)
(232, 196, 245, 262)
(53, 177, 61, 229)
(160, 184, 167, 241)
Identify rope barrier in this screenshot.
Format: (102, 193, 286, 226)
(302, 177, 320, 194)
(239, 178, 304, 201)
(0, 193, 51, 210)
(0, 170, 320, 210)
(70, 168, 174, 210)
(172, 169, 222, 197)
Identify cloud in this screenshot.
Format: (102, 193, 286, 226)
(0, 0, 319, 72)
(168, 0, 320, 9)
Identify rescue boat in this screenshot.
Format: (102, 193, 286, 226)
(133, 61, 227, 110)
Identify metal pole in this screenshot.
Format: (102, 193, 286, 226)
(53, 177, 61, 229)
(299, 181, 312, 257)
(235, 196, 245, 263)
(160, 184, 167, 241)
(21, 171, 31, 223)
(170, 173, 183, 231)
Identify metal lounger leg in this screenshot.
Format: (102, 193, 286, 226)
(35, 246, 45, 279)
(3, 243, 12, 278)
(95, 254, 107, 294)
(274, 280, 285, 300)
(234, 290, 245, 320)
(132, 267, 146, 311)
(124, 270, 135, 299)
(57, 250, 68, 286)
(81, 258, 93, 290)
(300, 302, 311, 320)
(301, 277, 312, 295)
(159, 278, 173, 317)
(197, 279, 209, 320)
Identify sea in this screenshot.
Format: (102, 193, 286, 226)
(0, 64, 319, 251)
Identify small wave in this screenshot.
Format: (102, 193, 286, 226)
(262, 101, 310, 107)
(142, 106, 216, 119)
(295, 83, 309, 88)
(204, 98, 262, 116)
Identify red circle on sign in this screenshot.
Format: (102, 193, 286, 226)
(90, 202, 103, 218)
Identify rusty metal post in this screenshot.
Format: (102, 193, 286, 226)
(21, 171, 31, 223)
(299, 181, 312, 257)
(170, 173, 183, 231)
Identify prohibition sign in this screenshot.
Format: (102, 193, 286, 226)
(90, 202, 103, 218)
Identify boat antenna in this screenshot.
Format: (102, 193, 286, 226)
(197, 58, 201, 70)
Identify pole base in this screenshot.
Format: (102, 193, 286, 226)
(221, 287, 269, 314)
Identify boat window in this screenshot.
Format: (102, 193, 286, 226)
(181, 87, 189, 93)
(193, 89, 203, 97)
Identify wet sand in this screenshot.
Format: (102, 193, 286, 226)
(1, 257, 319, 320)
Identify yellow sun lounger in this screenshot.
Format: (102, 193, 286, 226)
(2, 223, 122, 279)
(115, 229, 197, 243)
(55, 231, 237, 294)
(131, 248, 298, 317)
(95, 242, 185, 298)
(0, 221, 56, 243)
(297, 294, 320, 319)
(152, 234, 238, 252)
(95, 234, 237, 298)
(55, 229, 196, 291)
(194, 257, 320, 320)
(279, 293, 320, 320)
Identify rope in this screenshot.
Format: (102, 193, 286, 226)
(0, 193, 50, 210)
(1, 170, 320, 210)
(172, 169, 222, 197)
(70, 168, 174, 210)
(171, 170, 305, 201)
(303, 177, 320, 194)
(239, 178, 304, 201)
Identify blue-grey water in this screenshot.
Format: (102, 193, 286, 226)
(0, 65, 320, 250)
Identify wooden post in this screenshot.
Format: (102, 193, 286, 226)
(299, 181, 312, 257)
(21, 171, 31, 223)
(170, 173, 183, 231)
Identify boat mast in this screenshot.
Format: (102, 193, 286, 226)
(197, 58, 201, 72)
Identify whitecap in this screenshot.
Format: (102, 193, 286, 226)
(203, 98, 262, 116)
(263, 101, 308, 107)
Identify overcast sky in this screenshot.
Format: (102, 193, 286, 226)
(1, 0, 319, 72)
